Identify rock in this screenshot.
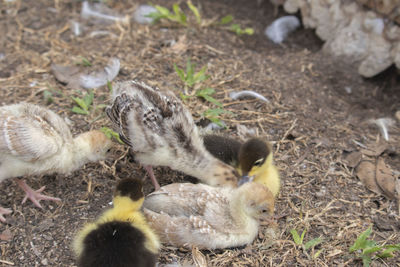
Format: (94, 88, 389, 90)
(277, 0, 400, 77)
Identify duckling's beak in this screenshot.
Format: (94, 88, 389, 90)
(238, 175, 255, 186)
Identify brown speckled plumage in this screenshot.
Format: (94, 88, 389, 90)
(106, 80, 238, 188)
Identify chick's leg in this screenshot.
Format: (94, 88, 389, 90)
(0, 206, 12, 223)
(15, 179, 61, 209)
(143, 165, 160, 191)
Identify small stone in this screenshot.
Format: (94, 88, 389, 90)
(133, 5, 157, 24)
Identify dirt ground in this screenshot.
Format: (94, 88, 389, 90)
(0, 0, 399, 266)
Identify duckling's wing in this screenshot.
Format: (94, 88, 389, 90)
(144, 183, 228, 217)
(0, 113, 64, 161)
(107, 81, 195, 155)
(105, 93, 134, 146)
(144, 208, 246, 249)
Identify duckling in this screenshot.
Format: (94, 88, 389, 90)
(143, 181, 274, 249)
(106, 80, 238, 190)
(0, 102, 112, 221)
(73, 178, 160, 267)
(203, 135, 280, 197)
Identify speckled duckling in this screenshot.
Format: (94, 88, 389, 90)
(106, 80, 238, 190)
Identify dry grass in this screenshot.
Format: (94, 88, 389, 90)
(0, 0, 399, 266)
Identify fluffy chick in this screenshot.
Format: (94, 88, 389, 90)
(73, 178, 160, 267)
(203, 135, 280, 197)
(0, 102, 112, 221)
(106, 80, 238, 190)
(143, 181, 274, 249)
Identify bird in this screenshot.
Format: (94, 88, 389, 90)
(143, 181, 275, 249)
(73, 178, 160, 267)
(106, 80, 238, 190)
(0, 102, 112, 222)
(203, 135, 280, 197)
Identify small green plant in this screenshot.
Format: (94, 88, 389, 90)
(43, 90, 54, 104)
(107, 81, 113, 92)
(219, 15, 254, 36)
(187, 0, 201, 24)
(100, 127, 124, 144)
(219, 15, 233, 25)
(202, 108, 232, 128)
(349, 226, 400, 267)
(195, 87, 222, 107)
(230, 23, 254, 35)
(174, 59, 209, 95)
(147, 3, 187, 26)
(290, 229, 324, 259)
(147, 1, 203, 26)
(71, 90, 94, 115)
(76, 56, 92, 67)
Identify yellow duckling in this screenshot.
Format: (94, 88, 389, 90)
(73, 178, 160, 267)
(203, 135, 280, 197)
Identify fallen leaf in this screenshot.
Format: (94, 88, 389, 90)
(170, 35, 188, 55)
(376, 158, 399, 200)
(192, 246, 207, 267)
(0, 229, 12, 241)
(51, 64, 82, 88)
(52, 58, 120, 89)
(356, 159, 384, 195)
(342, 151, 362, 168)
(360, 141, 389, 157)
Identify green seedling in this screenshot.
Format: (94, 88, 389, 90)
(147, 1, 203, 26)
(42, 83, 65, 105)
(71, 90, 94, 115)
(349, 226, 400, 267)
(195, 87, 222, 107)
(100, 127, 124, 144)
(218, 15, 254, 36)
(147, 3, 187, 26)
(230, 23, 254, 35)
(202, 108, 232, 128)
(43, 90, 54, 105)
(187, 0, 201, 24)
(290, 229, 324, 259)
(219, 15, 233, 25)
(107, 81, 113, 92)
(76, 56, 92, 67)
(174, 59, 209, 95)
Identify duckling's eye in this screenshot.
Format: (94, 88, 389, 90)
(253, 158, 264, 167)
(262, 209, 268, 213)
(106, 148, 112, 153)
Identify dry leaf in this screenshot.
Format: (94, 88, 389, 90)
(51, 64, 82, 88)
(192, 246, 207, 267)
(342, 151, 362, 168)
(170, 35, 188, 55)
(376, 158, 399, 200)
(356, 159, 384, 195)
(52, 58, 120, 89)
(360, 141, 389, 157)
(0, 229, 12, 241)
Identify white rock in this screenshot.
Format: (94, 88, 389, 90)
(358, 35, 392, 77)
(324, 14, 368, 60)
(283, 0, 300, 13)
(133, 5, 157, 24)
(392, 42, 400, 69)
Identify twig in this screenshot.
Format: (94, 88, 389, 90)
(0, 259, 14, 265)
